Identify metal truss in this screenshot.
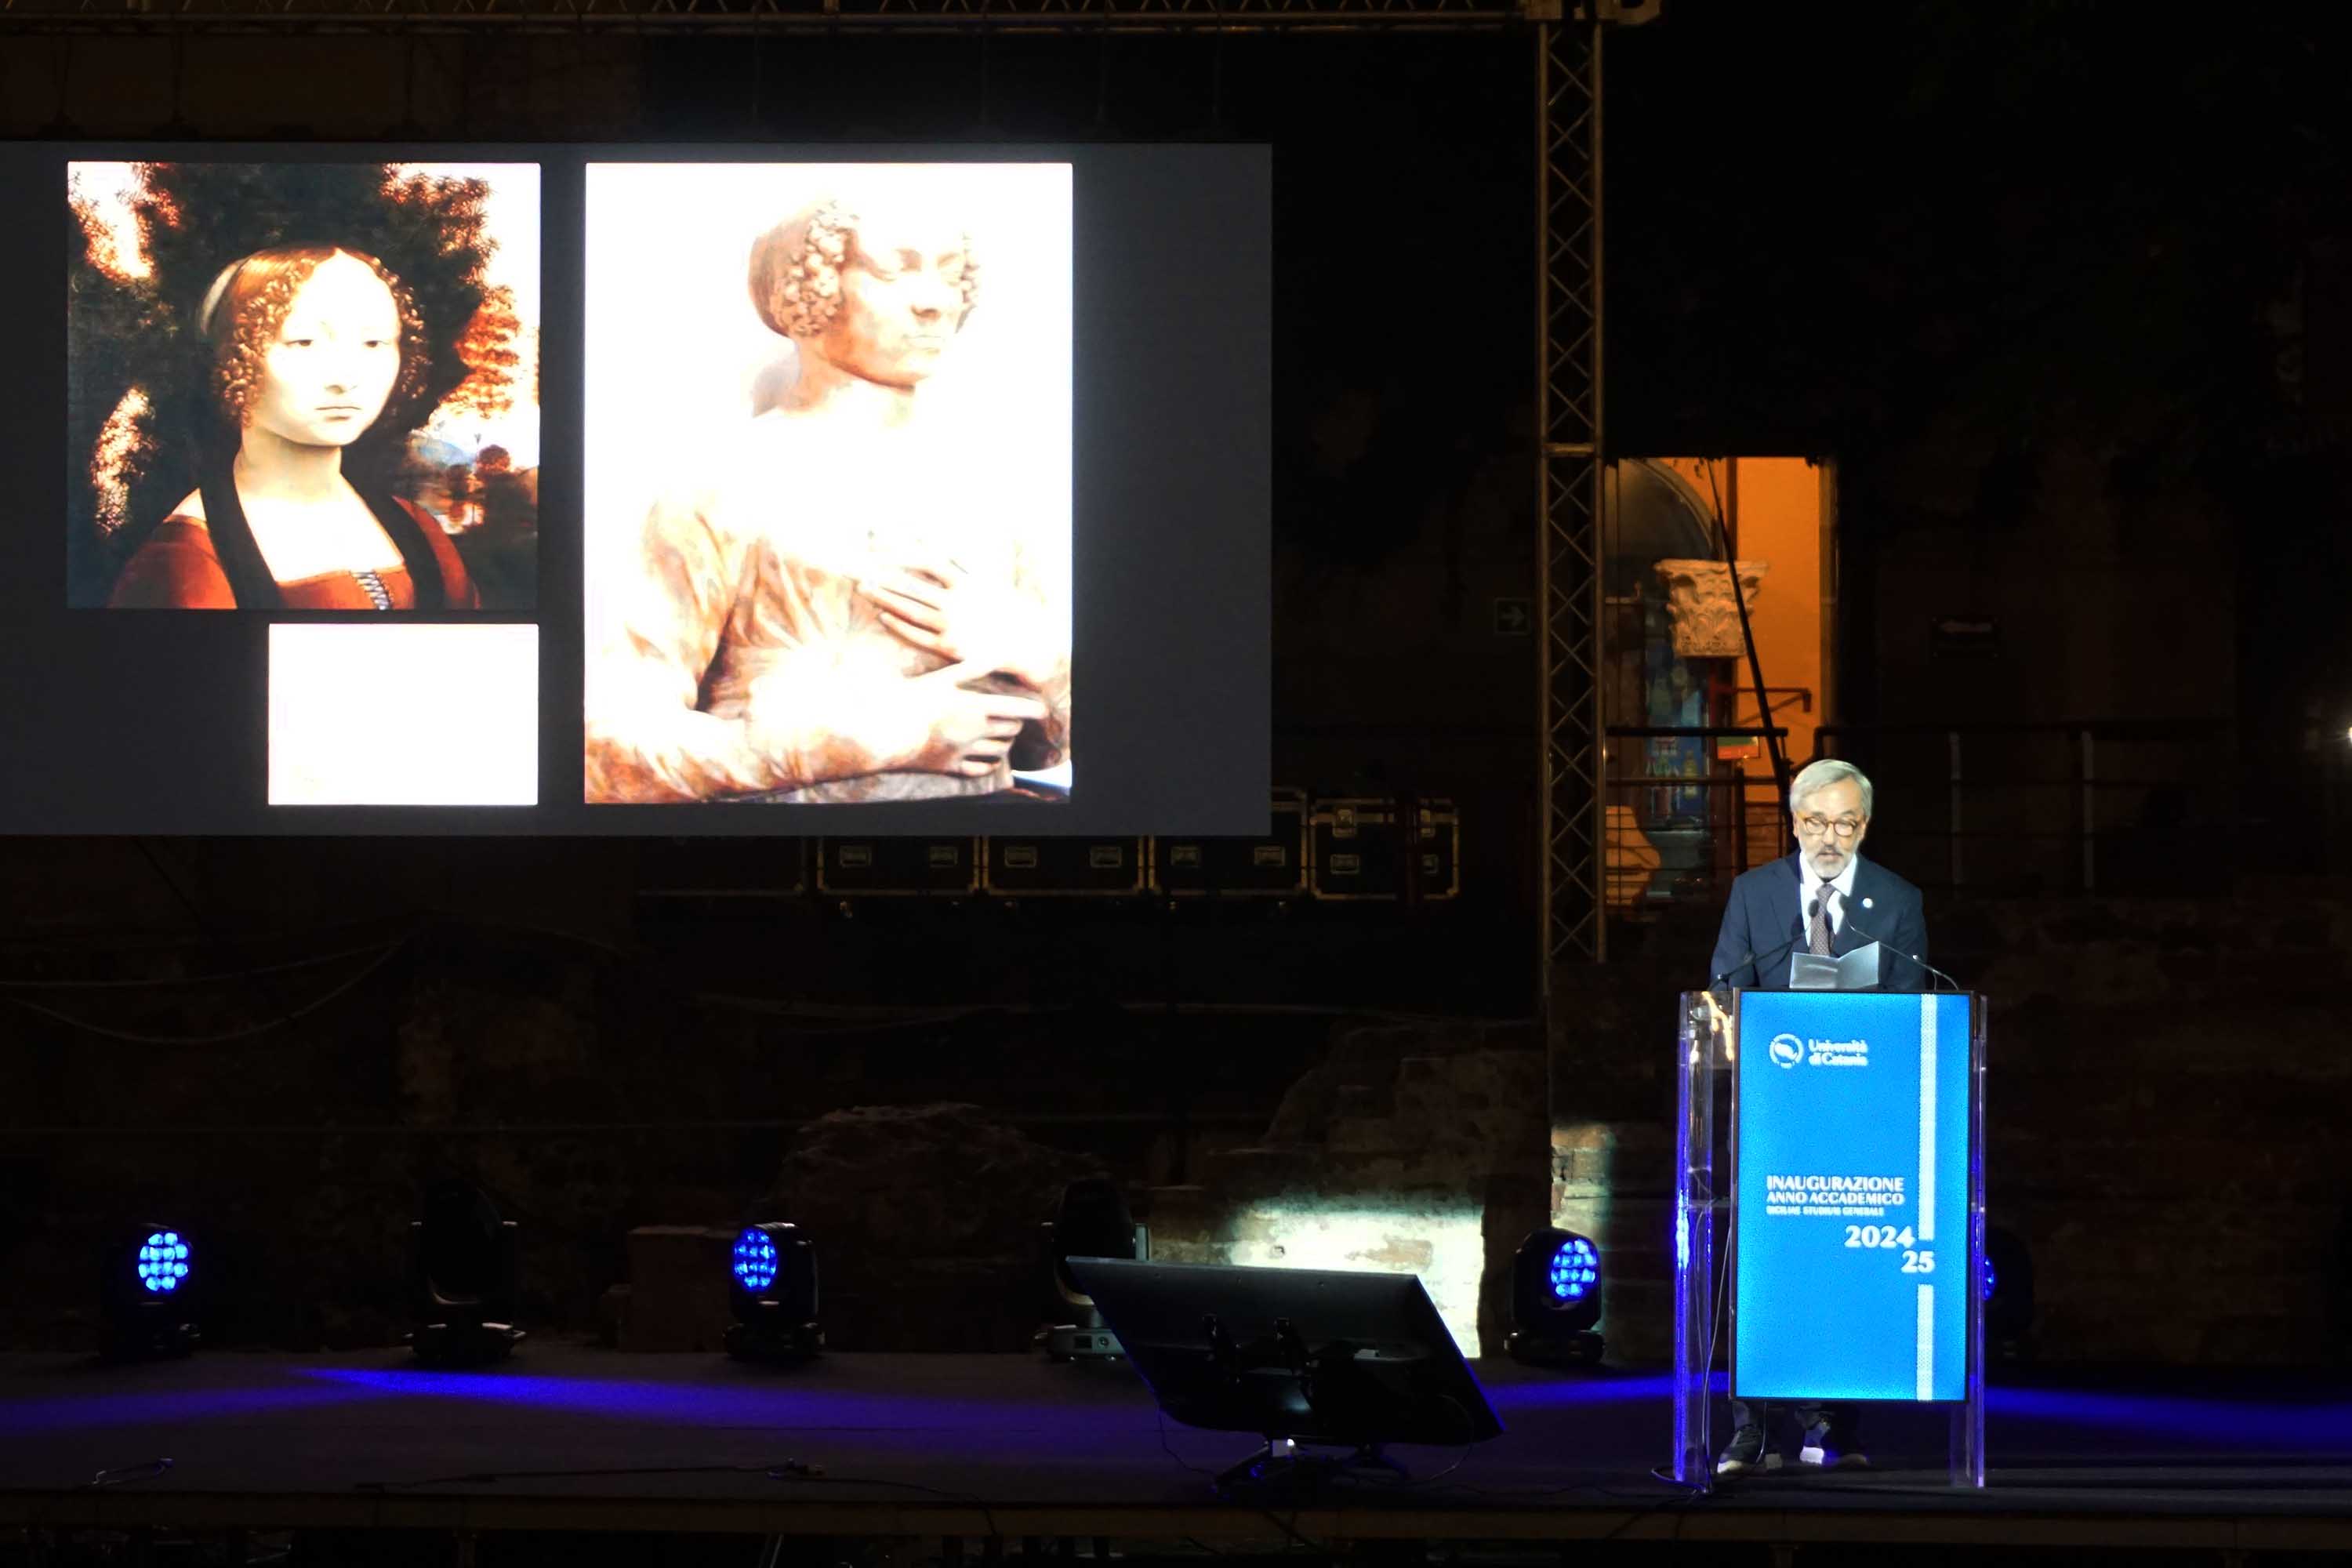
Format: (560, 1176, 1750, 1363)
(0, 0, 1519, 34)
(1536, 16, 1603, 974)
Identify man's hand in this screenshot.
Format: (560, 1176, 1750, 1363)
(864, 562, 1060, 691)
(750, 660, 1050, 781)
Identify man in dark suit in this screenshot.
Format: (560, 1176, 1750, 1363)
(1708, 757, 1929, 1475)
(1710, 759, 1929, 994)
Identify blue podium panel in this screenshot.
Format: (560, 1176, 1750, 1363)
(1733, 991, 1974, 1403)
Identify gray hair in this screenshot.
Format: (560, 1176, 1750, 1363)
(1789, 757, 1874, 818)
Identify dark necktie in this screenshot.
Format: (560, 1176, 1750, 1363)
(1808, 887, 1834, 956)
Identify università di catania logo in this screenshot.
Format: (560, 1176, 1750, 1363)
(1768, 1033, 1869, 1069)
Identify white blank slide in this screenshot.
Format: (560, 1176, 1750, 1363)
(270, 624, 539, 806)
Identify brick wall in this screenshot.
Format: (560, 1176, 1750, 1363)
(1145, 1022, 1547, 1357)
(5, 880, 2343, 1365)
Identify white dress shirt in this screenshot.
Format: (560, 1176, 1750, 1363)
(1802, 855, 1860, 938)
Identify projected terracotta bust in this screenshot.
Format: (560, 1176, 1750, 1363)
(108, 245, 478, 611)
(584, 197, 1072, 804)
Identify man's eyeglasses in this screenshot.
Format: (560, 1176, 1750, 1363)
(1795, 815, 1864, 840)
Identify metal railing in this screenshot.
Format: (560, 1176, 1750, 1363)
(1604, 726, 1788, 912)
(1817, 720, 2231, 895)
(1606, 719, 2233, 906)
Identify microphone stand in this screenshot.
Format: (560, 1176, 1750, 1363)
(1711, 924, 1809, 992)
(1840, 913, 1962, 993)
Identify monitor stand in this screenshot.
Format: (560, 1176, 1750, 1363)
(1213, 1438, 1411, 1500)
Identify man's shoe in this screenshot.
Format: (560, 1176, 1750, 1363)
(1797, 1418, 1868, 1470)
(1797, 1440, 1869, 1469)
(1715, 1423, 1767, 1477)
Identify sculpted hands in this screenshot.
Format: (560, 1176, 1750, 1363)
(750, 659, 1048, 782)
(865, 562, 1060, 691)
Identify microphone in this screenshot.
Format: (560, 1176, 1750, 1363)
(1839, 909, 1964, 993)
(1710, 921, 1809, 991)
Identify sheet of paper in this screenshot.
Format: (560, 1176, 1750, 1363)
(1790, 940, 1883, 991)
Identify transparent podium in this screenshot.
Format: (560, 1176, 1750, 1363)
(1672, 989, 1987, 1489)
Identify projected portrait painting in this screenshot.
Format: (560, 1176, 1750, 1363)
(582, 162, 1073, 806)
(67, 162, 541, 610)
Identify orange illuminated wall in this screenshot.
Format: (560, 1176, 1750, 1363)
(1654, 456, 1833, 865)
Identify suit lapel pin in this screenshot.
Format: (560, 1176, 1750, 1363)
(1861, 897, 1874, 909)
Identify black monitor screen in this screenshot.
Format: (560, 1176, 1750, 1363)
(1069, 1259, 1502, 1448)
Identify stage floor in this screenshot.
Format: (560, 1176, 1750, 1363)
(2, 1347, 2349, 1552)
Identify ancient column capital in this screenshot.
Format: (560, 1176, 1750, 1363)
(1651, 558, 1769, 659)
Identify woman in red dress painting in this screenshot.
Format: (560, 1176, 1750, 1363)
(109, 243, 477, 611)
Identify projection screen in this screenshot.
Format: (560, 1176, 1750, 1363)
(0, 143, 1269, 835)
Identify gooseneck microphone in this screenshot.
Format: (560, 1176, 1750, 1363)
(1840, 910, 1963, 993)
(1709, 920, 1809, 991)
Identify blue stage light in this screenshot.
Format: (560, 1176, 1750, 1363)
(726, 1221, 821, 1361)
(135, 1231, 192, 1295)
(105, 1225, 199, 1358)
(1509, 1228, 1604, 1361)
(1548, 1236, 1599, 1302)
(733, 1227, 780, 1294)
(411, 1180, 524, 1367)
